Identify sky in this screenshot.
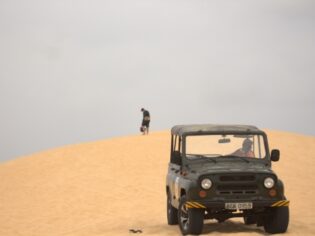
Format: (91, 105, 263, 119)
(0, 0, 314, 161)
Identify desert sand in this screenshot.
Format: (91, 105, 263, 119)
(0, 130, 315, 236)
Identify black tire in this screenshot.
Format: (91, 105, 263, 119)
(264, 206, 289, 234)
(178, 195, 204, 235)
(244, 216, 257, 225)
(167, 191, 178, 225)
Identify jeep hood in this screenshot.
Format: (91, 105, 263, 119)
(188, 161, 274, 175)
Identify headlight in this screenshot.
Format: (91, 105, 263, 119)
(201, 178, 212, 190)
(264, 177, 275, 189)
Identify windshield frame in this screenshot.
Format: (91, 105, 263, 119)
(182, 132, 271, 164)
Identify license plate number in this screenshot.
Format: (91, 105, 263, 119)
(225, 202, 253, 210)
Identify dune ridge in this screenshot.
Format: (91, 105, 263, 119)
(0, 130, 315, 235)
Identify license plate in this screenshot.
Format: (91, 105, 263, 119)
(225, 202, 253, 210)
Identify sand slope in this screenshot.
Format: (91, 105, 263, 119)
(0, 130, 314, 236)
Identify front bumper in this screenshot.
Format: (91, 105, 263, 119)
(185, 199, 290, 209)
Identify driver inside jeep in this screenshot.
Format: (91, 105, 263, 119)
(231, 139, 255, 158)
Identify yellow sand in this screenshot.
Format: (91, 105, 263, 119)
(0, 130, 314, 236)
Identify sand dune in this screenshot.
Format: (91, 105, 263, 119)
(0, 130, 315, 236)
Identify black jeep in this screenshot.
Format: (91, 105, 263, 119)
(166, 124, 289, 235)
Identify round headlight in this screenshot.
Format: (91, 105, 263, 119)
(201, 178, 212, 190)
(264, 177, 275, 189)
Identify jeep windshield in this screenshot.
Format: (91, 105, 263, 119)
(185, 134, 267, 160)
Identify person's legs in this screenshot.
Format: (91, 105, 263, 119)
(141, 120, 146, 135)
(141, 126, 145, 135)
(142, 121, 149, 135)
(146, 122, 150, 135)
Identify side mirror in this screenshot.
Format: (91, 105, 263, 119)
(171, 151, 182, 166)
(271, 149, 280, 162)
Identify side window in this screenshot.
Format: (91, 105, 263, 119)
(172, 135, 176, 152)
(171, 135, 182, 165)
(253, 135, 266, 158)
(173, 135, 182, 153)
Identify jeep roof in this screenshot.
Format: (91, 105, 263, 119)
(171, 124, 265, 136)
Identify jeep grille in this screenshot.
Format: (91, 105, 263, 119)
(220, 175, 255, 182)
(216, 175, 258, 195)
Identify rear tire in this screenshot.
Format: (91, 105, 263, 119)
(264, 206, 289, 234)
(178, 196, 204, 235)
(167, 191, 178, 225)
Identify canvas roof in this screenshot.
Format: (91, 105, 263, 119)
(171, 124, 265, 136)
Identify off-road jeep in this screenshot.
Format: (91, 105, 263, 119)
(166, 124, 289, 235)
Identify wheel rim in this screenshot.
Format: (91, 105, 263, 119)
(180, 203, 189, 231)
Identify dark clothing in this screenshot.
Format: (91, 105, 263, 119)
(142, 109, 150, 128)
(142, 119, 150, 127)
(142, 110, 150, 118)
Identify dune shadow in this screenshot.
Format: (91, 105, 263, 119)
(202, 220, 267, 235)
(137, 220, 268, 235)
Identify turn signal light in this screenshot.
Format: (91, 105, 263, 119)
(199, 190, 207, 198)
(269, 189, 277, 197)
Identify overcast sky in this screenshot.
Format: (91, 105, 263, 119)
(0, 0, 314, 162)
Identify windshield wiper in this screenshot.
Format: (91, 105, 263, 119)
(190, 155, 217, 163)
(219, 155, 250, 163)
(204, 157, 217, 164)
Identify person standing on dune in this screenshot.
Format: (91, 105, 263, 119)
(140, 108, 150, 135)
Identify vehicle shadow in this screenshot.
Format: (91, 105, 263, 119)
(202, 220, 267, 235)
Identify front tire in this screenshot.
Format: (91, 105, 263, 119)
(178, 196, 204, 235)
(244, 216, 257, 225)
(167, 191, 178, 225)
(264, 206, 289, 234)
